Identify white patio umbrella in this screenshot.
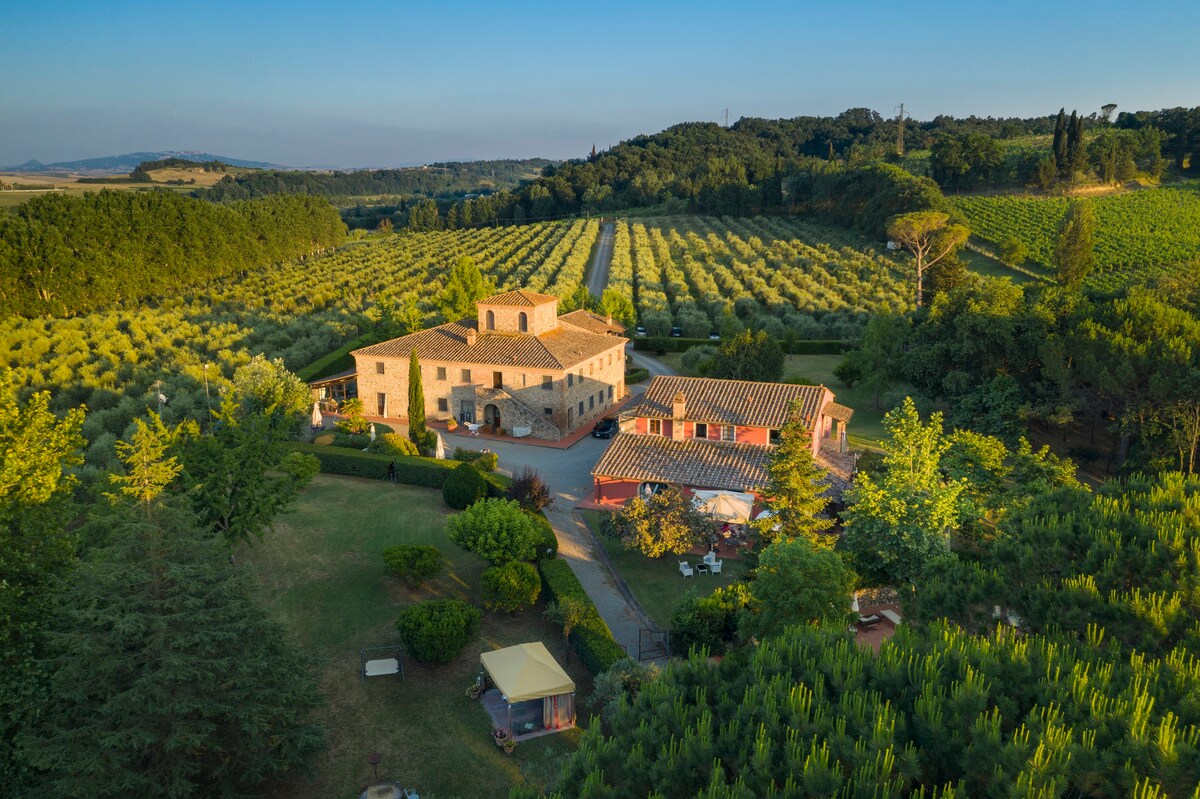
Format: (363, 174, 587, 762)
(754, 508, 782, 532)
(435, 431, 446, 460)
(369, 423, 377, 442)
(311, 401, 323, 429)
(692, 490, 754, 523)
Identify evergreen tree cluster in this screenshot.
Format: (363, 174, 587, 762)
(0, 190, 345, 317)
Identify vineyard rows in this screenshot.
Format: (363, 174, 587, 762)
(612, 216, 913, 340)
(953, 183, 1200, 290)
(3, 220, 597, 478)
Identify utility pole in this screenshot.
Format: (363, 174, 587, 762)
(894, 103, 906, 157)
(723, 108, 730, 128)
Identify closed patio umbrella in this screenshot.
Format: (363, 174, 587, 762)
(311, 401, 323, 429)
(435, 431, 446, 459)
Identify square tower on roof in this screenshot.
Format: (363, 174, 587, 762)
(476, 290, 559, 336)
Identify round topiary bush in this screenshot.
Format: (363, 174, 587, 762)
(382, 544, 442, 588)
(395, 599, 482, 664)
(443, 461, 488, 509)
(446, 498, 538, 564)
(481, 561, 541, 613)
(370, 432, 419, 457)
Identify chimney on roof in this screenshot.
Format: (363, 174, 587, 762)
(605, 314, 613, 326)
(465, 328, 477, 347)
(672, 391, 685, 441)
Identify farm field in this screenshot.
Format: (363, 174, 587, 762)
(611, 216, 913, 341)
(953, 182, 1200, 289)
(0, 170, 229, 207)
(241, 474, 587, 799)
(3, 219, 598, 476)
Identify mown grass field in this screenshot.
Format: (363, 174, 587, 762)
(241, 475, 588, 799)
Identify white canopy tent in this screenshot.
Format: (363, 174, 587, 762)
(692, 490, 755, 523)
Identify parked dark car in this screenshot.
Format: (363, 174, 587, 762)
(670, 326, 683, 337)
(592, 417, 619, 439)
(708, 331, 721, 340)
(635, 325, 647, 336)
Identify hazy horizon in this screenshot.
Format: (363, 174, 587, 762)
(4, 0, 1199, 169)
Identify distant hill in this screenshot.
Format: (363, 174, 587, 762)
(3, 151, 283, 173)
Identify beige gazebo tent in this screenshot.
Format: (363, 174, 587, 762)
(479, 642, 575, 739)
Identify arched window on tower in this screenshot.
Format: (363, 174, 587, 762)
(486, 310, 495, 330)
(518, 312, 528, 332)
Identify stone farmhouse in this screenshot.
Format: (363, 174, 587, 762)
(590, 375, 854, 504)
(352, 290, 627, 441)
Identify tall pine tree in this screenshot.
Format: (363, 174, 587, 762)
(17, 422, 324, 797)
(754, 400, 834, 548)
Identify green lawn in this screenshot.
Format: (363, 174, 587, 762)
(241, 474, 589, 799)
(581, 510, 751, 630)
(656, 351, 889, 446)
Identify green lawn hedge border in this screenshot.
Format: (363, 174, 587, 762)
(286, 443, 509, 496)
(633, 336, 854, 355)
(538, 559, 629, 675)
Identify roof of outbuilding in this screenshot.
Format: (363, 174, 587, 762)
(351, 318, 625, 370)
(824, 402, 855, 423)
(591, 433, 772, 493)
(477, 289, 560, 307)
(558, 309, 627, 336)
(624, 376, 829, 429)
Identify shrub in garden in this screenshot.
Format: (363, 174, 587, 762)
(508, 466, 552, 510)
(395, 599, 481, 664)
(382, 544, 442, 588)
(369, 432, 419, 457)
(443, 461, 488, 509)
(446, 498, 538, 563)
(481, 561, 541, 612)
(453, 447, 499, 472)
(670, 583, 752, 656)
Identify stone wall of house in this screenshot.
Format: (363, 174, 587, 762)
(559, 343, 626, 431)
(477, 301, 558, 335)
(454, 385, 562, 440)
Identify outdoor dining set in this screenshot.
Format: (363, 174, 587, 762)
(679, 551, 724, 577)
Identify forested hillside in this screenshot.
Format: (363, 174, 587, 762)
(0, 191, 345, 317)
(198, 158, 553, 202)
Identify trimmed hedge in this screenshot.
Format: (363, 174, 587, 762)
(285, 443, 508, 496)
(528, 511, 558, 560)
(624, 367, 650, 384)
(382, 544, 442, 588)
(443, 462, 488, 509)
(296, 332, 385, 382)
(453, 447, 499, 472)
(395, 599, 482, 664)
(538, 559, 629, 675)
(634, 336, 854, 355)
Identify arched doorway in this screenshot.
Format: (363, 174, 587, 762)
(484, 403, 500, 429)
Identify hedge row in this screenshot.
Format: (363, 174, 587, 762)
(538, 559, 628, 675)
(633, 336, 854, 355)
(528, 511, 558, 560)
(287, 443, 508, 496)
(295, 331, 385, 382)
(624, 367, 650, 384)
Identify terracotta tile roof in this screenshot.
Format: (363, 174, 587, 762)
(591, 433, 772, 493)
(558, 309, 627, 336)
(824, 402, 854, 423)
(478, 289, 559, 307)
(351, 318, 625, 370)
(625, 376, 829, 429)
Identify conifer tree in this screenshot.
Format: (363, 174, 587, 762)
(407, 348, 434, 455)
(1053, 201, 1096, 289)
(17, 422, 324, 796)
(1052, 108, 1068, 176)
(755, 400, 833, 547)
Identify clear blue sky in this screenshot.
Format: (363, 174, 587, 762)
(2, 0, 1197, 168)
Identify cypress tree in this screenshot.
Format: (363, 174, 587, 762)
(1054, 201, 1096, 289)
(1052, 108, 1068, 176)
(1069, 112, 1088, 175)
(407, 348, 431, 454)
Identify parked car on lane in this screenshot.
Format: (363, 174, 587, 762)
(592, 417, 619, 438)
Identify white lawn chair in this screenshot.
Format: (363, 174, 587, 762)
(708, 559, 722, 575)
(465, 422, 483, 437)
(703, 551, 718, 566)
(679, 561, 694, 578)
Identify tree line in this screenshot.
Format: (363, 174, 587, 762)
(0, 190, 346, 318)
(197, 158, 554, 203)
